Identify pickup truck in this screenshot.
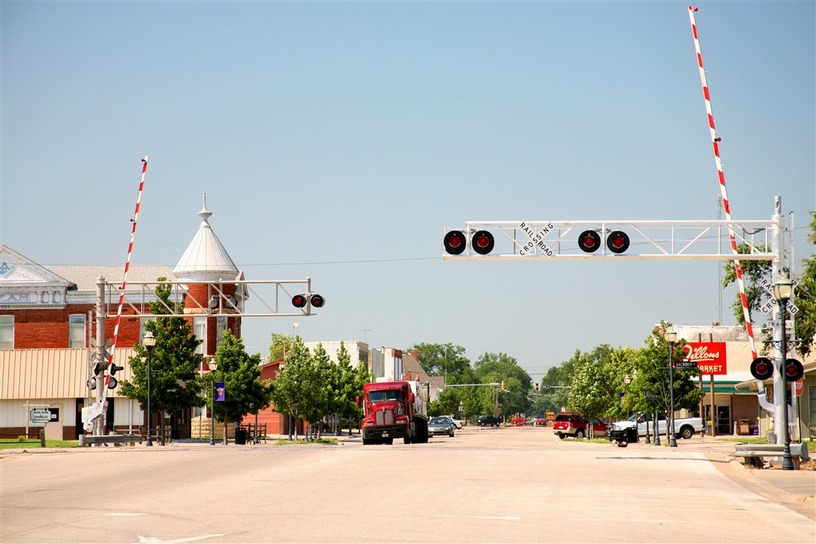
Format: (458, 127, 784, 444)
(607, 413, 704, 440)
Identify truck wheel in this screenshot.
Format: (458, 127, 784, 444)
(575, 430, 585, 439)
(384, 438, 393, 445)
(449, 430, 455, 437)
(558, 434, 565, 440)
(404, 435, 412, 445)
(679, 426, 694, 440)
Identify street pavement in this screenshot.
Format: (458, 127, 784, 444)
(1, 427, 814, 543)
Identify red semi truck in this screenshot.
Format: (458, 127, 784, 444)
(360, 380, 429, 445)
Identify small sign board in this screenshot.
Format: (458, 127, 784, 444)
(672, 360, 698, 369)
(29, 408, 51, 423)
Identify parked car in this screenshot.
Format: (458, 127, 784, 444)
(476, 415, 502, 427)
(428, 416, 455, 437)
(552, 413, 589, 439)
(441, 415, 463, 429)
(510, 417, 526, 427)
(529, 416, 547, 427)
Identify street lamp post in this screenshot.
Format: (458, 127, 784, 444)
(208, 359, 218, 446)
(143, 331, 156, 447)
(772, 274, 795, 471)
(665, 326, 678, 448)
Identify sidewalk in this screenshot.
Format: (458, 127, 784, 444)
(623, 434, 815, 520)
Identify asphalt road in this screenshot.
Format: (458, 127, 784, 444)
(1, 427, 814, 544)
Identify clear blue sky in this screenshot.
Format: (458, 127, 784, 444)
(2, 1, 813, 381)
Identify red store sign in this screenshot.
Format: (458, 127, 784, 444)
(683, 341, 727, 375)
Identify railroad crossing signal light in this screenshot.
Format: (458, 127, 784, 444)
(577, 229, 629, 254)
(107, 377, 119, 389)
(472, 230, 494, 255)
(93, 362, 105, 376)
(292, 294, 325, 309)
(606, 231, 630, 254)
(578, 230, 601, 253)
(784, 359, 804, 381)
(443, 231, 467, 255)
(750, 357, 774, 380)
(109, 364, 124, 376)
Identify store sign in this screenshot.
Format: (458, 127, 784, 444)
(683, 341, 727, 375)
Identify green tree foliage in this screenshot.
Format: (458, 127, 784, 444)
(409, 343, 473, 384)
(568, 345, 636, 432)
(473, 352, 532, 417)
(268, 332, 294, 362)
(792, 212, 816, 357)
(336, 342, 372, 434)
(120, 279, 203, 443)
(624, 323, 703, 442)
(721, 231, 816, 358)
(269, 337, 324, 439)
(211, 330, 272, 444)
(722, 243, 772, 327)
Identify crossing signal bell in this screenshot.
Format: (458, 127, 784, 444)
(578, 229, 630, 254)
(292, 293, 325, 309)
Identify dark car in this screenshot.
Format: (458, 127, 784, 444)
(476, 415, 502, 427)
(428, 416, 455, 437)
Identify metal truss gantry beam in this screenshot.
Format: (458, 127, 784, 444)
(443, 219, 776, 261)
(100, 278, 321, 318)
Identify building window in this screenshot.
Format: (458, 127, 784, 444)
(69, 314, 86, 348)
(0, 315, 13, 349)
(194, 317, 206, 355)
(216, 316, 227, 350)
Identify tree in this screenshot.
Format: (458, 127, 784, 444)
(626, 323, 703, 442)
(791, 212, 816, 357)
(722, 230, 816, 358)
(120, 279, 203, 444)
(211, 330, 272, 445)
(269, 336, 323, 440)
(269, 332, 295, 362)
(335, 343, 371, 435)
(409, 343, 473, 384)
(568, 345, 635, 436)
(473, 352, 532, 417)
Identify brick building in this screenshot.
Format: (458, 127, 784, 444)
(0, 198, 245, 440)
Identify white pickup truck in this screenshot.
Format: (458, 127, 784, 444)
(608, 413, 704, 440)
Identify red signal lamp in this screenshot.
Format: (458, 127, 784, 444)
(471, 230, 494, 255)
(444, 231, 467, 255)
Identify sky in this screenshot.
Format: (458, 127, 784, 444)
(2, 1, 814, 382)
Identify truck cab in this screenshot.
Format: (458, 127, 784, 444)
(360, 381, 428, 445)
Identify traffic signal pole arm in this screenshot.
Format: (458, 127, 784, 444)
(443, 219, 775, 261)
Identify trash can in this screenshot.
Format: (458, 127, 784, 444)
(738, 419, 750, 435)
(235, 429, 247, 445)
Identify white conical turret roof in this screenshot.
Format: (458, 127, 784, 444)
(173, 195, 239, 281)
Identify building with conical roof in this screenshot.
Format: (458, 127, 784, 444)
(174, 194, 245, 356)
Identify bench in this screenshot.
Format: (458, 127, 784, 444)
(79, 434, 140, 447)
(734, 443, 810, 469)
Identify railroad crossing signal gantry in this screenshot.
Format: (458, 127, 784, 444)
(443, 219, 776, 262)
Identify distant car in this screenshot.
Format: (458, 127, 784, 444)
(428, 416, 455, 437)
(476, 415, 502, 427)
(510, 417, 526, 427)
(441, 415, 463, 429)
(528, 416, 547, 427)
